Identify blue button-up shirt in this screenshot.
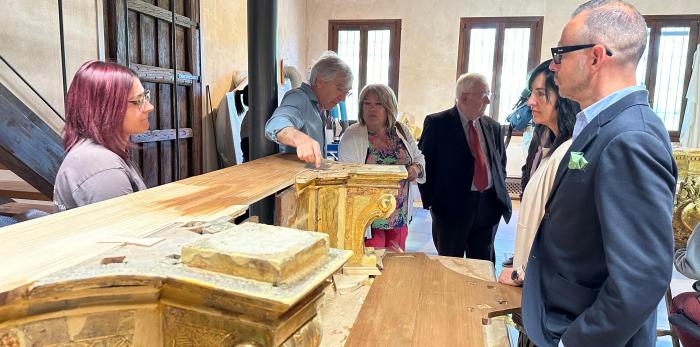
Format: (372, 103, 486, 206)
(572, 85, 646, 141)
(265, 83, 326, 156)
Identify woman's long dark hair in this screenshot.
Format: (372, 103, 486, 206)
(527, 59, 580, 154)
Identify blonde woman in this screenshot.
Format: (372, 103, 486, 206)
(338, 84, 425, 250)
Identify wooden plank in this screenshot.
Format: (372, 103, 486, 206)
(0, 201, 54, 216)
(156, 10, 173, 184)
(131, 63, 197, 86)
(128, 0, 196, 28)
(0, 154, 309, 297)
(0, 170, 50, 201)
(345, 254, 520, 347)
(175, 0, 185, 22)
(176, 26, 186, 71)
(140, 12, 156, 65)
(345, 254, 426, 347)
(155, 0, 170, 11)
(155, 1, 171, 70)
(158, 84, 174, 184)
(0, 146, 54, 201)
(0, 84, 63, 198)
(321, 256, 513, 347)
(105, 0, 127, 64)
(130, 128, 193, 143)
(188, 0, 202, 175)
(140, 15, 158, 188)
(274, 186, 297, 227)
(413, 258, 490, 346)
(127, 8, 139, 63)
(178, 85, 189, 179)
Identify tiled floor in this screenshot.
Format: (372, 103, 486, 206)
(405, 202, 690, 347)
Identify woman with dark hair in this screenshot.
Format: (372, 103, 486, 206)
(499, 59, 580, 285)
(53, 60, 153, 211)
(338, 84, 425, 251)
(497, 58, 580, 347)
(520, 60, 579, 191)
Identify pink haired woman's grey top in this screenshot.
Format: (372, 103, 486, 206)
(53, 138, 147, 212)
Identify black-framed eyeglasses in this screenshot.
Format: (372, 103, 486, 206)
(550, 44, 613, 64)
(128, 89, 151, 110)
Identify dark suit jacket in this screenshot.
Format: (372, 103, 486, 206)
(522, 90, 678, 347)
(418, 106, 512, 224)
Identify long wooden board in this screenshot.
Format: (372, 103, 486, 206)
(0, 201, 54, 216)
(0, 154, 309, 299)
(0, 170, 50, 201)
(345, 253, 521, 347)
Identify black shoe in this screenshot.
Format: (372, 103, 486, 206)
(502, 256, 514, 268)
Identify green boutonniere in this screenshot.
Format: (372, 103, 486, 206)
(568, 152, 589, 170)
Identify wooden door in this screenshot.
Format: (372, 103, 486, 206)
(104, 0, 202, 187)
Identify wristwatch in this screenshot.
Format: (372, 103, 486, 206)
(511, 269, 519, 281)
(511, 269, 524, 285)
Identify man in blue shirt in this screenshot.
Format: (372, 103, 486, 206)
(265, 52, 352, 168)
(521, 1, 678, 346)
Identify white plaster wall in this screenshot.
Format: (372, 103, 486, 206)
(0, 0, 101, 134)
(305, 0, 700, 127)
(304, 0, 700, 177)
(279, 0, 307, 75)
(541, 0, 700, 60)
(305, 0, 544, 127)
(201, 0, 248, 112)
(200, 0, 248, 171)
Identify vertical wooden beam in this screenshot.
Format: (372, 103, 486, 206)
(188, 0, 202, 176)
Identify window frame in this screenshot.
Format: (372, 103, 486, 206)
(640, 15, 700, 141)
(456, 16, 543, 123)
(328, 19, 402, 96)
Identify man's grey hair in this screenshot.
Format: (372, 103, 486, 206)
(309, 51, 353, 90)
(572, 0, 647, 65)
(455, 72, 489, 99)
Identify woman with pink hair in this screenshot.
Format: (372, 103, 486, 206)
(53, 60, 153, 211)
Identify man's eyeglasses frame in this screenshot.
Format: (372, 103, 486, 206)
(551, 44, 613, 64)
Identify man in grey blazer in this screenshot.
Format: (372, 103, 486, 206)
(522, 1, 678, 346)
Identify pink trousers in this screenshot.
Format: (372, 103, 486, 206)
(364, 225, 408, 251)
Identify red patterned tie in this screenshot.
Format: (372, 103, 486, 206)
(468, 120, 488, 192)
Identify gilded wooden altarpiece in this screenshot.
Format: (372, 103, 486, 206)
(276, 161, 407, 267)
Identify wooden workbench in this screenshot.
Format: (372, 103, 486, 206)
(0, 154, 309, 298)
(0, 154, 519, 346)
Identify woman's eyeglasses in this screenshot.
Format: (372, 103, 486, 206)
(128, 90, 151, 110)
(550, 44, 613, 64)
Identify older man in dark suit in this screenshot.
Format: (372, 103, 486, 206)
(418, 73, 511, 262)
(522, 1, 678, 346)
